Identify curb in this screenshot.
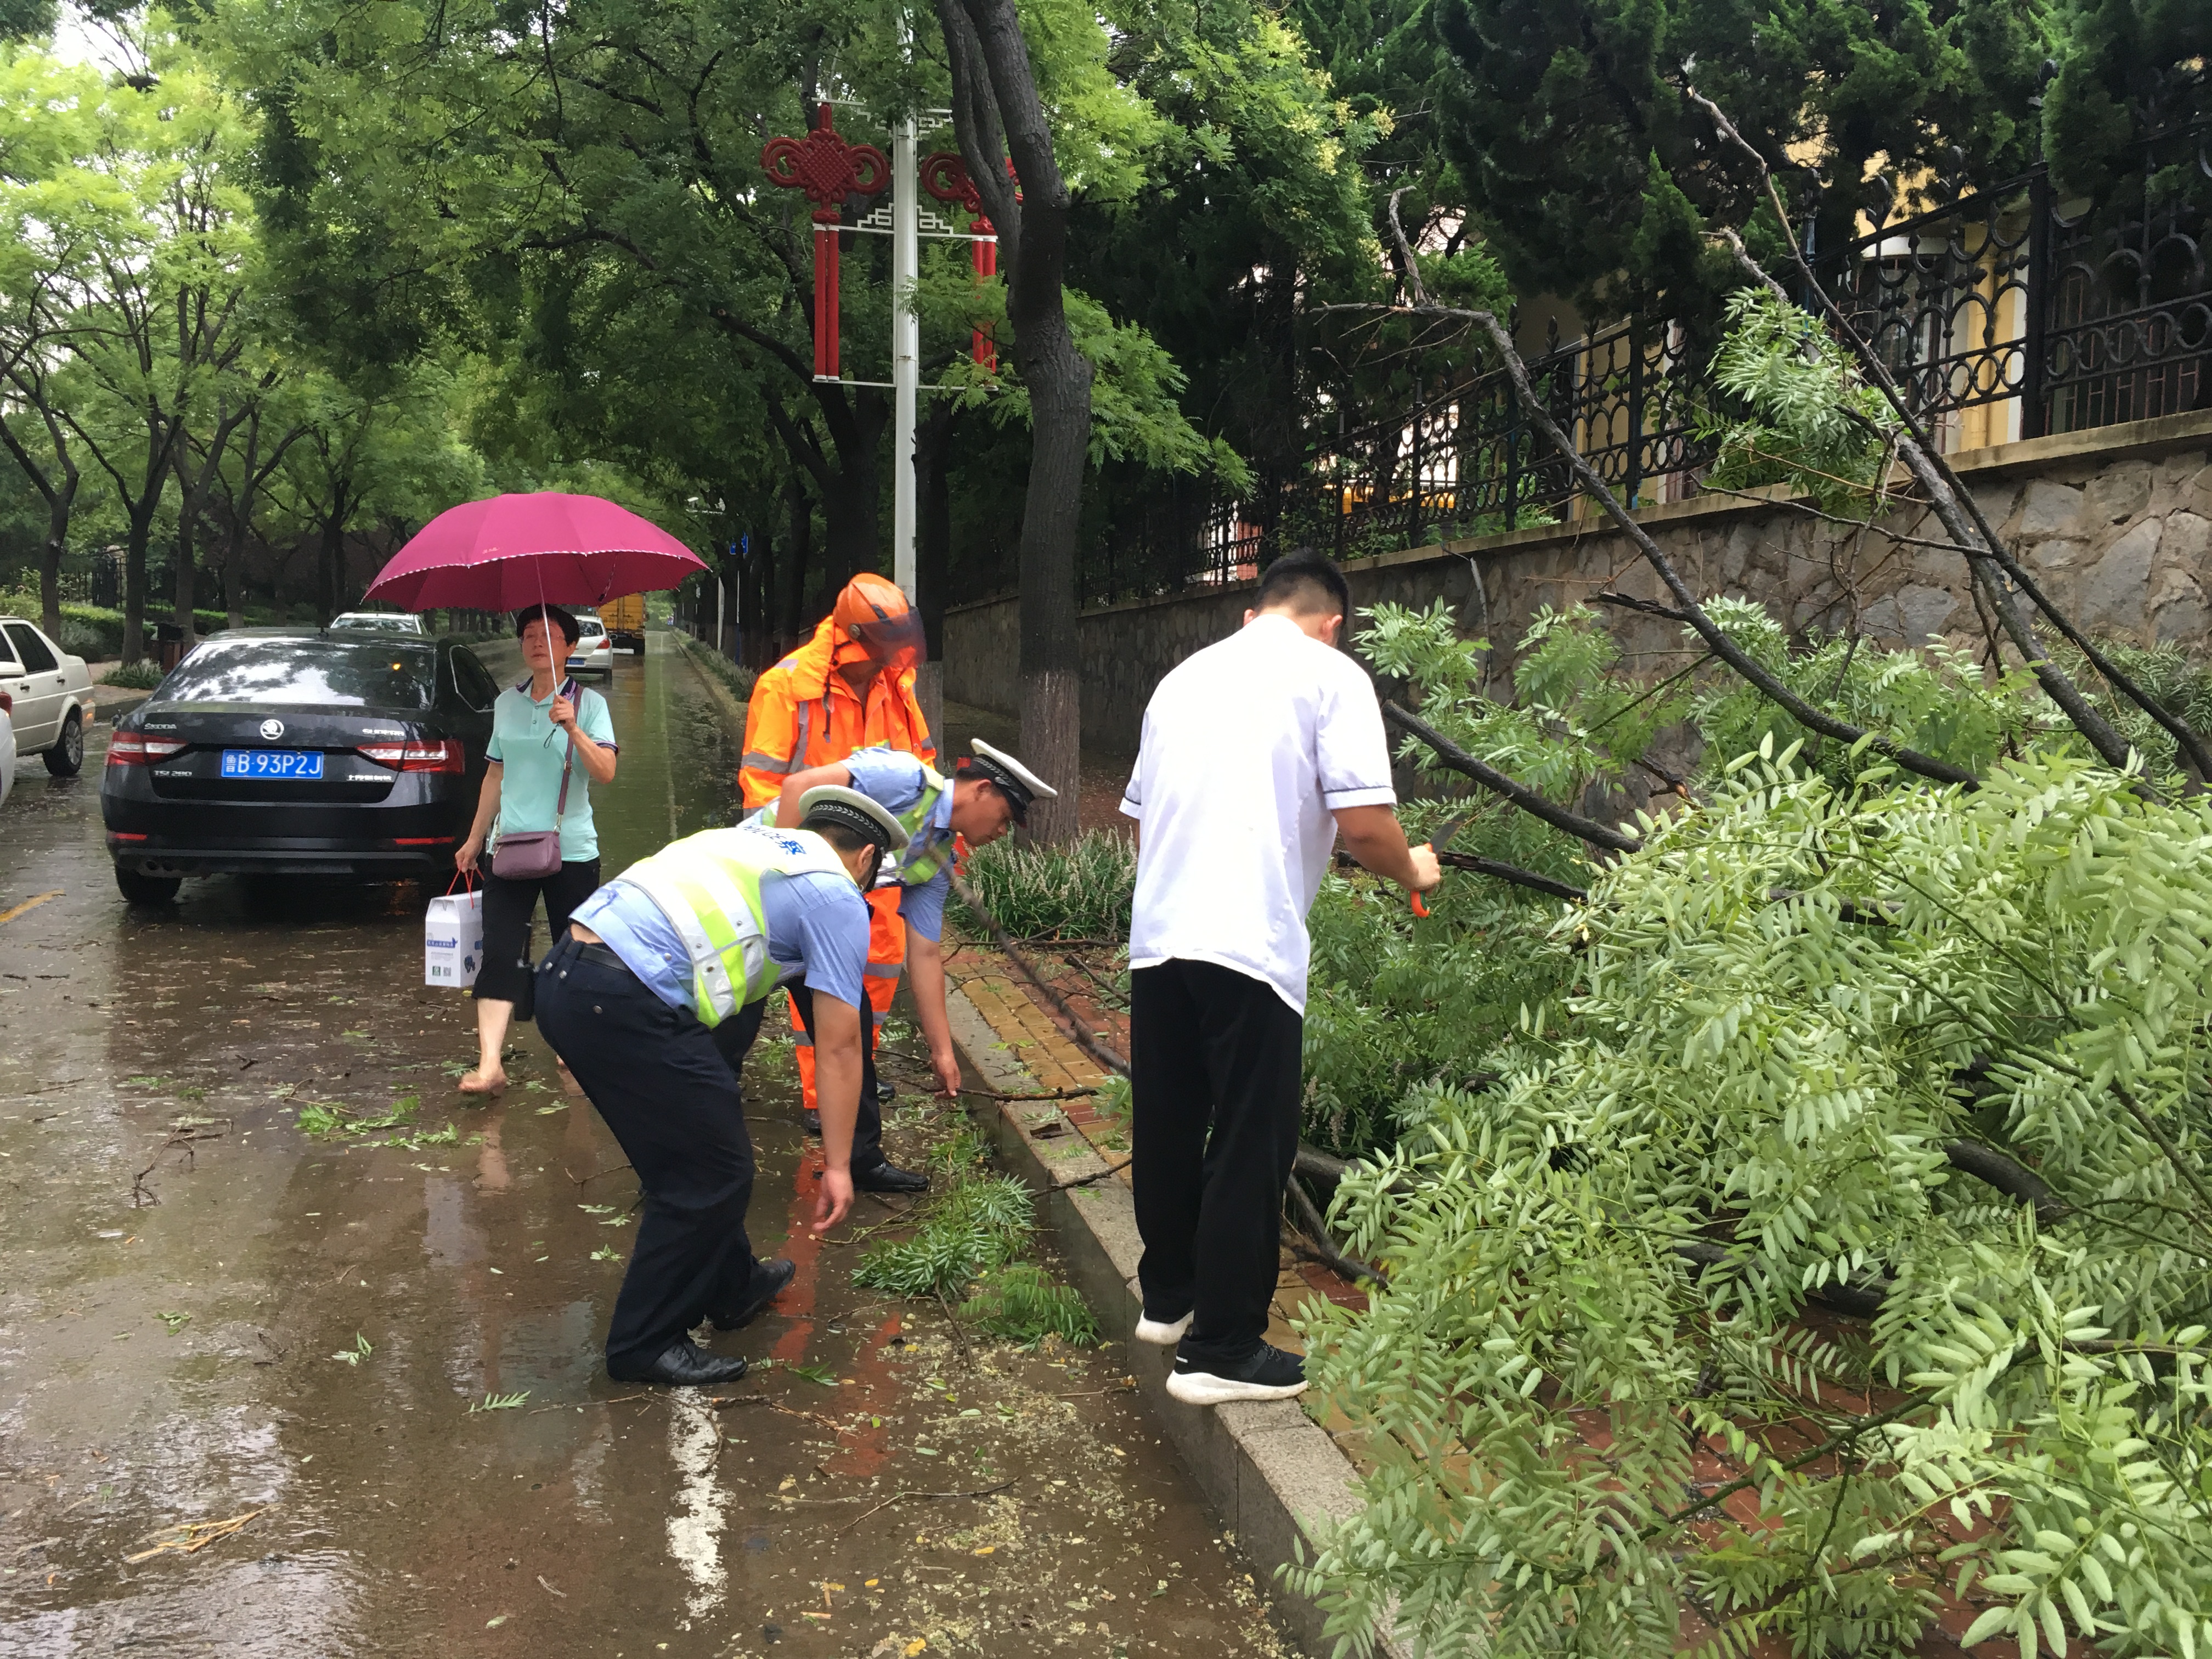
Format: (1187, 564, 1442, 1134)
(668, 629, 752, 729)
(944, 981, 1404, 1659)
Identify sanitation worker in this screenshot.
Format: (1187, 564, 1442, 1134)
(1121, 549, 1440, 1407)
(763, 738, 1058, 1189)
(534, 786, 909, 1389)
(740, 573, 934, 1139)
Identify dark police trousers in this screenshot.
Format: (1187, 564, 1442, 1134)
(714, 983, 885, 1175)
(1130, 957, 1304, 1369)
(534, 935, 772, 1376)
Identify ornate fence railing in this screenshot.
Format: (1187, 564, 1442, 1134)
(1077, 123, 2210, 606)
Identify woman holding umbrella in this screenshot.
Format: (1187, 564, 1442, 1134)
(359, 491, 708, 1096)
(454, 604, 619, 1093)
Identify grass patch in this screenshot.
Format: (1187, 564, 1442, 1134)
(955, 828, 1135, 943)
(100, 660, 164, 690)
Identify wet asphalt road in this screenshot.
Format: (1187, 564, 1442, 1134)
(0, 637, 1290, 1658)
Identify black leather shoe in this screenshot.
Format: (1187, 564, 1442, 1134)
(874, 1077, 895, 1104)
(802, 1107, 821, 1137)
(611, 1338, 749, 1389)
(710, 1259, 796, 1331)
(852, 1161, 929, 1194)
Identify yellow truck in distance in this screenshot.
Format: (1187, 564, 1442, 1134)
(597, 594, 646, 655)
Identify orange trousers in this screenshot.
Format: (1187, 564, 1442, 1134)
(792, 883, 905, 1110)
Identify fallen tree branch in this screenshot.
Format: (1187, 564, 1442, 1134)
(1685, 85, 2204, 788)
(1286, 1171, 1388, 1287)
(1353, 219, 1983, 792)
(1384, 701, 1644, 853)
(950, 870, 1131, 1078)
(1442, 853, 1592, 902)
(1942, 1139, 2068, 1231)
(1592, 590, 1692, 625)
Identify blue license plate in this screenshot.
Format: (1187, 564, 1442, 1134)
(222, 749, 324, 780)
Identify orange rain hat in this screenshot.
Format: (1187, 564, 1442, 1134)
(834, 573, 923, 671)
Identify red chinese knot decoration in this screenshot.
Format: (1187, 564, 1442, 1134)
(760, 106, 890, 379)
(922, 151, 999, 370)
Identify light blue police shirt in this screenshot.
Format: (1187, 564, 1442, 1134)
(839, 747, 955, 941)
(569, 867, 870, 1014)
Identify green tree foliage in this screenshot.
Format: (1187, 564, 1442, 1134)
(1297, 742, 2212, 1658)
(1430, 0, 2056, 328)
(2043, 0, 2209, 205)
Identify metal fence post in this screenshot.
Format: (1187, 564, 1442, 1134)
(1624, 324, 1644, 510)
(1503, 380, 1520, 532)
(2022, 163, 2052, 441)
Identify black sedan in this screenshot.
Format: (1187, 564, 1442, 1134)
(101, 629, 500, 905)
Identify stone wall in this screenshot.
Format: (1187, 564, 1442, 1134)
(944, 410, 2212, 755)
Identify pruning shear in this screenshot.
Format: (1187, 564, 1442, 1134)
(1409, 809, 1472, 918)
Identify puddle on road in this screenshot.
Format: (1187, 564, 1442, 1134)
(0, 640, 1293, 1657)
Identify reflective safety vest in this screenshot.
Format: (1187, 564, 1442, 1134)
(743, 761, 956, 889)
(618, 824, 855, 1028)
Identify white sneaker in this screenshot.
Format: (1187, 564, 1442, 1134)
(1133, 1310, 1193, 1346)
(1165, 1341, 1308, 1406)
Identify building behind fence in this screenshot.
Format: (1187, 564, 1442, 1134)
(1079, 123, 2210, 606)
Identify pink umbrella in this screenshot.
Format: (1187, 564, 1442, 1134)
(363, 492, 709, 611)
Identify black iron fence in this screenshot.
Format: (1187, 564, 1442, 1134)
(1080, 123, 2210, 606)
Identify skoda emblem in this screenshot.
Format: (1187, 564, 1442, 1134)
(259, 718, 285, 741)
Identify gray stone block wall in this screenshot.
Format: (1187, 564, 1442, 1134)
(945, 411, 2212, 755)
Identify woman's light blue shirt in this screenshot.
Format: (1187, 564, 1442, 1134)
(487, 676, 618, 864)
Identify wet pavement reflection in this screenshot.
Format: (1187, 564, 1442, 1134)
(0, 637, 1290, 1657)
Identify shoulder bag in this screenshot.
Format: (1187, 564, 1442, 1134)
(491, 682, 577, 881)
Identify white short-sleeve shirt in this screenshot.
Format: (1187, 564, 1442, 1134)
(1119, 613, 1396, 1012)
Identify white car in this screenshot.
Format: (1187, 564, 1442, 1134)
(0, 616, 94, 778)
(0, 693, 15, 809)
(331, 611, 426, 634)
(566, 614, 614, 676)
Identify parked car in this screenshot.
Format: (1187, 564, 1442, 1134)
(100, 628, 500, 906)
(0, 691, 15, 810)
(0, 615, 95, 778)
(331, 611, 427, 635)
(566, 613, 614, 676)
(598, 593, 646, 654)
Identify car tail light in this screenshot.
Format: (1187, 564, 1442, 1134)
(357, 740, 465, 773)
(107, 732, 187, 766)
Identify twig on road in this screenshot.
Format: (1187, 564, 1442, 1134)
(836, 1478, 1017, 1536)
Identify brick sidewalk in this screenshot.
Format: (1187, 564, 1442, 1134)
(945, 951, 1365, 1352)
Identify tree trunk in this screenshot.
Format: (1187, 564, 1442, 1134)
(941, 0, 1093, 844)
(37, 466, 78, 641)
(719, 556, 741, 658)
(174, 511, 200, 646)
(782, 473, 814, 650)
(916, 401, 956, 662)
(809, 389, 887, 592)
(121, 510, 155, 665)
(318, 518, 344, 624)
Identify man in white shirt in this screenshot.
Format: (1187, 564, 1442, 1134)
(1120, 550, 1440, 1405)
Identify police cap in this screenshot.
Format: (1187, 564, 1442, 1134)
(967, 739, 1057, 823)
(797, 785, 910, 853)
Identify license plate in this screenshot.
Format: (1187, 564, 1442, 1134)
(222, 748, 324, 780)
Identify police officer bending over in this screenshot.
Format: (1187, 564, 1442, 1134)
(536, 786, 909, 1389)
(761, 738, 1058, 1167)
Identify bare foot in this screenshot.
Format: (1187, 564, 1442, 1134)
(458, 1067, 507, 1096)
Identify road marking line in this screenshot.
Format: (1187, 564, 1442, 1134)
(0, 891, 63, 926)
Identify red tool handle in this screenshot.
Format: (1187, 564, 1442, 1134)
(1409, 844, 1434, 917)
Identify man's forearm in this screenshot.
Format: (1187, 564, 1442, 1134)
(1335, 803, 1440, 890)
(810, 995, 865, 1172)
(905, 927, 957, 1062)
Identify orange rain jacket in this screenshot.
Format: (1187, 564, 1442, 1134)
(737, 613, 936, 811)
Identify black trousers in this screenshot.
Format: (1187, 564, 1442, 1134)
(715, 983, 885, 1175)
(475, 859, 601, 1013)
(534, 936, 768, 1374)
(1131, 958, 1304, 1368)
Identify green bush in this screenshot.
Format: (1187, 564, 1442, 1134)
(675, 630, 758, 703)
(955, 829, 1135, 942)
(100, 661, 164, 690)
